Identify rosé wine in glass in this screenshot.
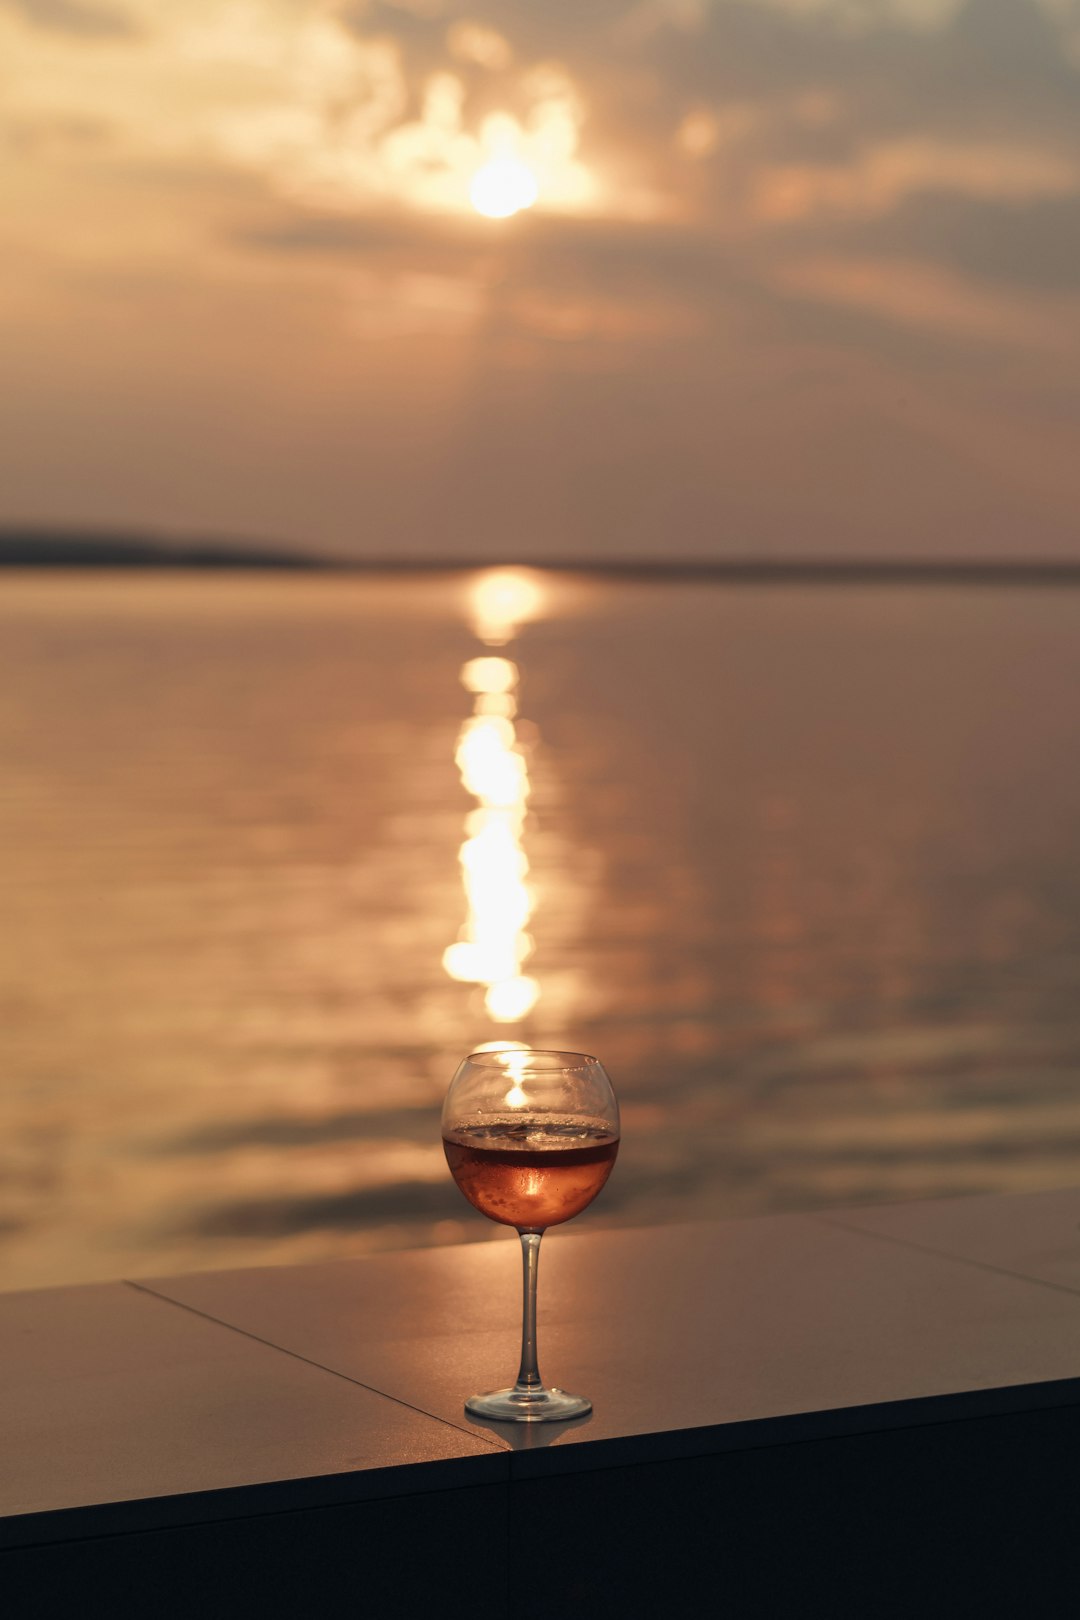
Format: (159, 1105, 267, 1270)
(442, 1049, 620, 1423)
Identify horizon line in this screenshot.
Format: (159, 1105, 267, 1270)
(2, 530, 1080, 582)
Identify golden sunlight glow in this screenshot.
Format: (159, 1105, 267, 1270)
(470, 155, 539, 218)
(475, 692, 518, 717)
(486, 975, 541, 1021)
(443, 653, 540, 1024)
(468, 570, 546, 646)
(460, 656, 519, 695)
(464, 103, 593, 220)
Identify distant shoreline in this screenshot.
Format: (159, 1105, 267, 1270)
(2, 533, 1079, 584)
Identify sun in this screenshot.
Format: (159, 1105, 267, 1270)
(470, 157, 539, 220)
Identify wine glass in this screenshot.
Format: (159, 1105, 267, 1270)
(442, 1048, 620, 1423)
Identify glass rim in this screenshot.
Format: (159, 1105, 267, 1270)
(465, 1047, 599, 1073)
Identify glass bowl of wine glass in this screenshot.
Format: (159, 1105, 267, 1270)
(442, 1048, 620, 1423)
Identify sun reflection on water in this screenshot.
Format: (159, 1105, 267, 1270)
(444, 572, 547, 1024)
(467, 569, 546, 646)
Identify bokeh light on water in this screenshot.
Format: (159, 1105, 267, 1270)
(2, 570, 1080, 1290)
(444, 648, 538, 1023)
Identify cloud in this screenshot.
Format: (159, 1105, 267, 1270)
(446, 17, 512, 68)
(0, 0, 133, 35)
(772, 252, 1080, 352)
(751, 136, 1080, 221)
(623, 0, 966, 38)
(5, 0, 1078, 239)
(820, 192, 1080, 291)
(1, 0, 1079, 555)
(0, 2, 605, 217)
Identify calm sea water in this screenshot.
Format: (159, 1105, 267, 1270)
(3, 570, 1080, 1292)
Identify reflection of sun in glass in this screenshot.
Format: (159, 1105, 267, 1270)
(469, 1042, 532, 1110)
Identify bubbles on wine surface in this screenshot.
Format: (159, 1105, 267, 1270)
(443, 1117, 617, 1152)
(442, 1118, 619, 1228)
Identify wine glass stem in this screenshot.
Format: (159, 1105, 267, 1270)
(513, 1230, 543, 1393)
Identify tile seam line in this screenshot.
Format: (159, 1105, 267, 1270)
(810, 1213, 1080, 1304)
(123, 1279, 508, 1454)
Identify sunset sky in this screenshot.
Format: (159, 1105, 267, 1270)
(3, 0, 1079, 559)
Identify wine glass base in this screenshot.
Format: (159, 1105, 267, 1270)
(465, 1386, 592, 1424)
